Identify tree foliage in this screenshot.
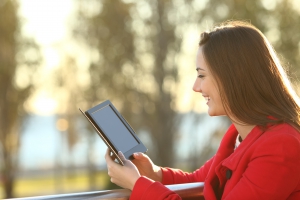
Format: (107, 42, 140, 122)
(73, 0, 190, 166)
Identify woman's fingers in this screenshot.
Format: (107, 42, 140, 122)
(105, 148, 112, 163)
(133, 152, 141, 158)
(105, 148, 119, 163)
(133, 152, 148, 160)
(104, 148, 141, 190)
(131, 152, 162, 182)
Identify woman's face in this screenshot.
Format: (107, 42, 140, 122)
(193, 47, 226, 116)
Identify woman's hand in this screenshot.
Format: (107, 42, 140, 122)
(105, 149, 141, 190)
(131, 152, 162, 182)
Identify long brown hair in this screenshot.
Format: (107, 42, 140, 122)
(199, 20, 300, 130)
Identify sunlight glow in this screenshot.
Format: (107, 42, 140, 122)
(19, 0, 73, 45)
(25, 90, 58, 116)
(19, 0, 73, 114)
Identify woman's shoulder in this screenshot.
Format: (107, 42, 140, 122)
(247, 123, 300, 147)
(254, 123, 300, 157)
(264, 123, 300, 140)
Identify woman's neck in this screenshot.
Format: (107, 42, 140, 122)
(232, 122, 255, 140)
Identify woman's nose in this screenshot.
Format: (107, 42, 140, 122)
(193, 78, 202, 92)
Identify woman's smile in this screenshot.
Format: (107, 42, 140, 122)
(193, 47, 226, 116)
(203, 96, 210, 104)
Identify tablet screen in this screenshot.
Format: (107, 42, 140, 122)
(90, 105, 139, 152)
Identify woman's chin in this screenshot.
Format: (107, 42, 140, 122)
(207, 110, 216, 116)
(207, 110, 224, 117)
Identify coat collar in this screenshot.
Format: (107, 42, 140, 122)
(222, 125, 265, 170)
(204, 124, 238, 200)
(204, 124, 266, 200)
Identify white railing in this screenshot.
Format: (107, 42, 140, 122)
(7, 182, 204, 200)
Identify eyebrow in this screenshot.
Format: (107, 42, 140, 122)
(196, 67, 205, 71)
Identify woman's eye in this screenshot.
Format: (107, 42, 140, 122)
(198, 74, 205, 78)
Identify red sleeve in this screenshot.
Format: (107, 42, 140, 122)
(224, 133, 300, 199)
(130, 176, 181, 200)
(130, 156, 215, 200)
(162, 156, 215, 185)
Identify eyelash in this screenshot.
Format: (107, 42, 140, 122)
(198, 74, 205, 78)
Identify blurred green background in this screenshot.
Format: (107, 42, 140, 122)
(1, 0, 300, 198)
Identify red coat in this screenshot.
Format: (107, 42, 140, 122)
(130, 123, 300, 199)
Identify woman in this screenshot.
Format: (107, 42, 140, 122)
(105, 20, 300, 199)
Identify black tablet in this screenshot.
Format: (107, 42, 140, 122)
(79, 100, 147, 165)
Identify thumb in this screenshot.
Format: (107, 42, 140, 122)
(118, 151, 127, 163)
(133, 152, 147, 159)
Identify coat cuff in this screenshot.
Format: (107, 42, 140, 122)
(130, 176, 177, 200)
(161, 167, 176, 185)
(130, 176, 155, 199)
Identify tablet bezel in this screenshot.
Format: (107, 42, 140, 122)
(79, 100, 147, 165)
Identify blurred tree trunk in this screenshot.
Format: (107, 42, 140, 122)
(0, 1, 40, 198)
(145, 0, 178, 166)
(0, 1, 20, 198)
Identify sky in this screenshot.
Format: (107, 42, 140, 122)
(19, 0, 75, 115)
(20, 0, 72, 45)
